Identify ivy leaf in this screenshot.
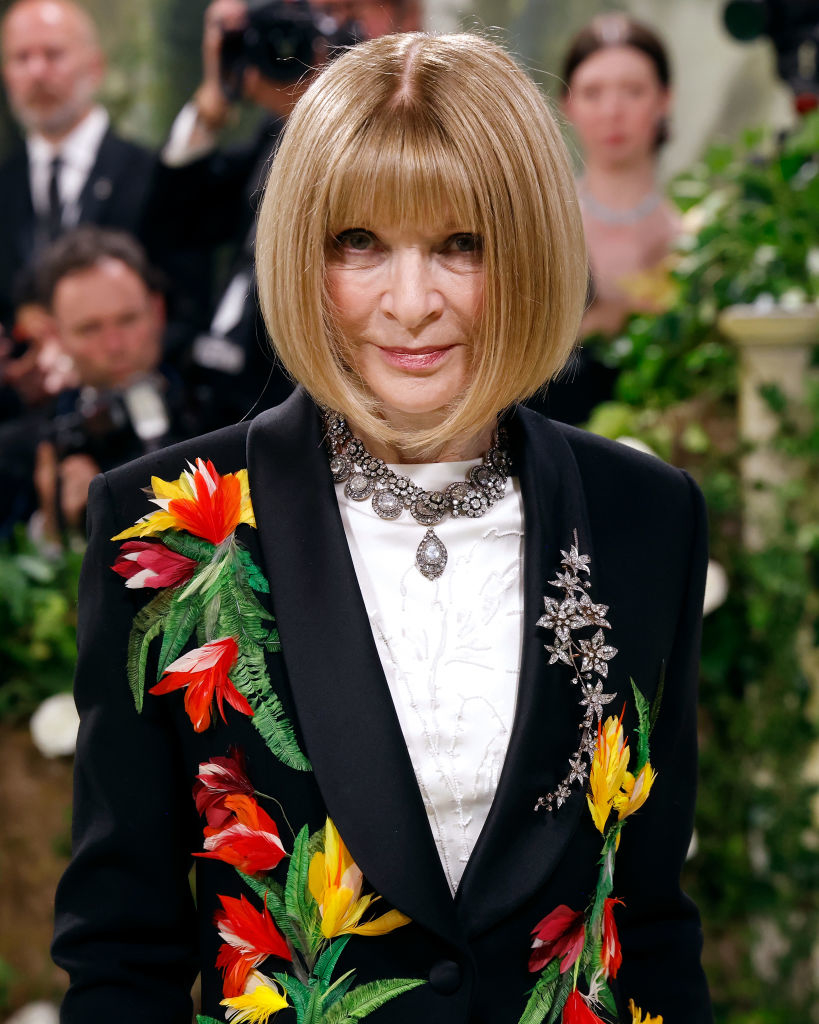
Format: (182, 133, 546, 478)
(321, 978, 426, 1022)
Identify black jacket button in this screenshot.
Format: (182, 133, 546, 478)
(428, 959, 462, 994)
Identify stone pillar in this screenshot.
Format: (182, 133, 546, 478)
(718, 306, 819, 550)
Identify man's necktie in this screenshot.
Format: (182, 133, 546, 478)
(47, 154, 63, 241)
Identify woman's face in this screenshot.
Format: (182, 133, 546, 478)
(563, 45, 670, 170)
(325, 220, 485, 433)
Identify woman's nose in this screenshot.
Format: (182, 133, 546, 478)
(380, 250, 443, 330)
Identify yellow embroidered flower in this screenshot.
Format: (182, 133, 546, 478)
(628, 998, 663, 1023)
(112, 459, 255, 542)
(308, 818, 411, 939)
(587, 714, 630, 834)
(221, 971, 288, 1023)
(614, 762, 656, 821)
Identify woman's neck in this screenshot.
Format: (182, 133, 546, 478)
(580, 158, 659, 210)
(347, 420, 495, 465)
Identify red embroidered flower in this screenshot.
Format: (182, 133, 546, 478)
(564, 989, 607, 1024)
(194, 750, 255, 830)
(149, 637, 252, 732)
(197, 794, 286, 875)
(215, 893, 292, 997)
(167, 459, 244, 545)
(112, 540, 198, 589)
(601, 897, 625, 979)
(528, 904, 586, 974)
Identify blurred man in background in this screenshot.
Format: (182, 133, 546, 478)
(0, 0, 155, 331)
(145, 0, 421, 431)
(0, 227, 199, 543)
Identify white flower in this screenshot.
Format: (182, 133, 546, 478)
(615, 436, 659, 459)
(779, 287, 808, 311)
(703, 560, 729, 616)
(30, 692, 79, 758)
(4, 1002, 60, 1024)
(753, 245, 777, 267)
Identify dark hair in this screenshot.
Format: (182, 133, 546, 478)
(561, 14, 671, 147)
(36, 226, 165, 309)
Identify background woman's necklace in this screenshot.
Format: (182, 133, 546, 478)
(324, 411, 510, 581)
(579, 186, 661, 226)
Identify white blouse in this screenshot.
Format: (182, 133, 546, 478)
(335, 460, 525, 892)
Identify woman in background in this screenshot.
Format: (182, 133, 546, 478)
(564, 13, 680, 337)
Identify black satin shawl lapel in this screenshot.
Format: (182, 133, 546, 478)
(246, 389, 460, 945)
(455, 409, 609, 938)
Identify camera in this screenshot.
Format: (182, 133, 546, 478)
(219, 0, 361, 96)
(723, 0, 819, 108)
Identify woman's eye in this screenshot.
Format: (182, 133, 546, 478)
(444, 233, 483, 255)
(335, 229, 376, 251)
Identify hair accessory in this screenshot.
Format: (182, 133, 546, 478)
(579, 186, 662, 226)
(323, 411, 510, 581)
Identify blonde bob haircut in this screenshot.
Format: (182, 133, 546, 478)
(256, 31, 587, 455)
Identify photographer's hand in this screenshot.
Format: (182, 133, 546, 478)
(34, 442, 100, 542)
(194, 0, 248, 134)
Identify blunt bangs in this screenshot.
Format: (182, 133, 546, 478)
(325, 112, 479, 238)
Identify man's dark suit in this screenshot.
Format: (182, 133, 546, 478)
(142, 118, 295, 428)
(52, 389, 713, 1023)
(0, 127, 155, 328)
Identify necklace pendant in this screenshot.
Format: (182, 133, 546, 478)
(416, 528, 447, 580)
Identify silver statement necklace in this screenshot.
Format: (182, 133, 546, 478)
(579, 187, 662, 226)
(323, 411, 511, 581)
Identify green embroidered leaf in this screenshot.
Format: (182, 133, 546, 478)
(303, 981, 325, 1024)
(285, 826, 316, 934)
(314, 936, 350, 988)
(321, 978, 426, 1022)
(157, 590, 202, 676)
(596, 981, 618, 1017)
(649, 662, 666, 734)
(323, 971, 355, 1010)
(237, 545, 270, 593)
(161, 531, 215, 562)
(544, 970, 574, 1024)
(517, 960, 561, 1024)
(126, 587, 175, 710)
(230, 641, 310, 772)
(195, 1016, 224, 1024)
(274, 973, 311, 1020)
(224, 573, 278, 646)
(630, 679, 651, 772)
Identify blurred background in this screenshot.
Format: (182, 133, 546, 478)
(0, 1, 817, 1022)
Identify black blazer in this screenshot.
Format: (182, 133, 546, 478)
(52, 388, 712, 1023)
(0, 128, 155, 327)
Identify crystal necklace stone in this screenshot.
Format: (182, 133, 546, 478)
(323, 410, 510, 580)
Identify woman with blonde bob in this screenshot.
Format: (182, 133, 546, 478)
(53, 32, 712, 1024)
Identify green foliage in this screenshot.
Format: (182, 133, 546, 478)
(595, 110, 819, 413)
(320, 978, 426, 1023)
(518, 961, 560, 1024)
(0, 530, 82, 723)
(588, 113, 819, 1022)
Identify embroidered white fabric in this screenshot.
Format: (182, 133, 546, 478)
(335, 459, 525, 892)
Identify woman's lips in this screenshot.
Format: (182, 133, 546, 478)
(378, 346, 453, 370)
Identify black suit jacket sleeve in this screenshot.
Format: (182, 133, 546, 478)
(52, 474, 198, 1023)
(612, 469, 712, 1020)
